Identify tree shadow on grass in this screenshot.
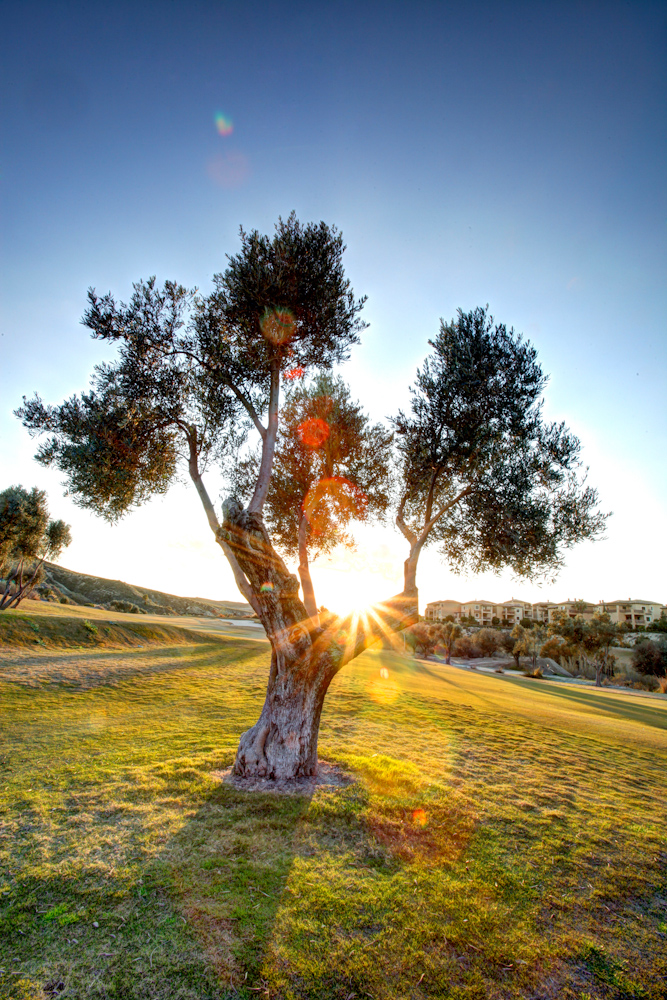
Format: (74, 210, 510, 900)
(499, 674, 667, 731)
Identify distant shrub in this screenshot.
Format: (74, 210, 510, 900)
(632, 638, 667, 678)
(477, 628, 500, 657)
(454, 635, 481, 658)
(523, 666, 543, 678)
(108, 599, 146, 614)
(82, 619, 98, 635)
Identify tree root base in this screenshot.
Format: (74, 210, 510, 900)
(212, 760, 354, 795)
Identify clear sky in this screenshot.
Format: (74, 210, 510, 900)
(1, 0, 665, 612)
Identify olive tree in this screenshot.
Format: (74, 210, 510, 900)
(18, 215, 415, 781)
(393, 307, 607, 600)
(0, 486, 71, 609)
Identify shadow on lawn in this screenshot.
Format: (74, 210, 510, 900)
(500, 674, 667, 731)
(167, 777, 317, 995)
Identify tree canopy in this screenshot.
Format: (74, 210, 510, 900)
(394, 306, 608, 592)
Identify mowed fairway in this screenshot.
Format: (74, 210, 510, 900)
(1, 615, 666, 999)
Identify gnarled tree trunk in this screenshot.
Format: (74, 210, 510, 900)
(220, 499, 417, 780)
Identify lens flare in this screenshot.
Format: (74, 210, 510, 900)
(298, 417, 330, 449)
(215, 112, 234, 135)
(380, 667, 389, 679)
(206, 151, 249, 188)
(260, 582, 274, 593)
(260, 308, 295, 345)
(412, 808, 428, 827)
(283, 366, 305, 381)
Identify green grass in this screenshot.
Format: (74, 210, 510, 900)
(0, 621, 666, 999)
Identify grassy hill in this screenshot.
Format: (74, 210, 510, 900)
(0, 618, 665, 999)
(28, 561, 253, 618)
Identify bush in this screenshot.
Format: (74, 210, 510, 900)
(108, 599, 147, 614)
(454, 635, 481, 658)
(477, 627, 501, 657)
(632, 638, 667, 677)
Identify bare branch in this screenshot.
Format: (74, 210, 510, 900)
(248, 362, 280, 514)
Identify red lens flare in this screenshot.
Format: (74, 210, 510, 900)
(260, 308, 295, 345)
(412, 808, 428, 827)
(298, 417, 330, 449)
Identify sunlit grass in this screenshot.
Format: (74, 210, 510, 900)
(1, 616, 666, 998)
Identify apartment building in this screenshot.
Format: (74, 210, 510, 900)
(424, 600, 462, 621)
(497, 600, 533, 624)
(424, 597, 665, 626)
(460, 600, 496, 624)
(550, 600, 597, 620)
(531, 602, 559, 623)
(601, 600, 664, 627)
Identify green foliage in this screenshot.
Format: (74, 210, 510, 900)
(476, 627, 501, 657)
(547, 611, 620, 684)
(17, 215, 365, 525)
(0, 486, 72, 610)
(632, 638, 667, 677)
(650, 614, 667, 633)
(512, 623, 547, 669)
(394, 306, 608, 580)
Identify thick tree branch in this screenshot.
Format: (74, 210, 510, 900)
(169, 347, 267, 439)
(419, 485, 472, 543)
(185, 426, 261, 615)
(395, 493, 418, 546)
(297, 511, 319, 624)
(248, 362, 280, 514)
(423, 466, 439, 523)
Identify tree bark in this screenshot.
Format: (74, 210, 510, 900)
(221, 499, 418, 780)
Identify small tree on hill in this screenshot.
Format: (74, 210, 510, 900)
(393, 307, 607, 601)
(0, 486, 71, 610)
(499, 630, 518, 666)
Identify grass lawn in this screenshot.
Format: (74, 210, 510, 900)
(1, 608, 666, 999)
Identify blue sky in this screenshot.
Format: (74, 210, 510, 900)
(1, 0, 665, 610)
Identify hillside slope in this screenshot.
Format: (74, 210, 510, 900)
(33, 561, 253, 618)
